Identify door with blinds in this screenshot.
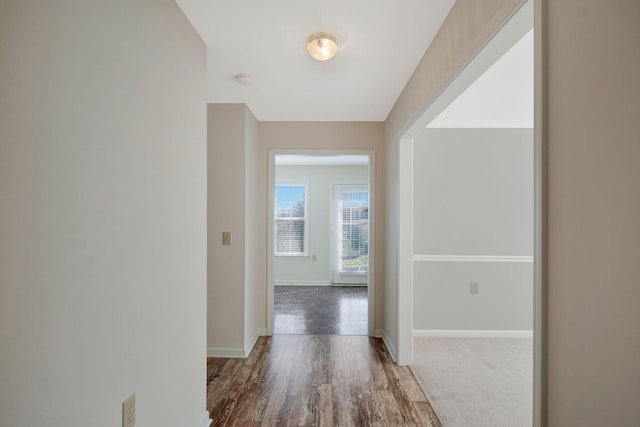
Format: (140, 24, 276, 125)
(332, 185, 369, 285)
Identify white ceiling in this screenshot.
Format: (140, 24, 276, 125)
(174, 0, 456, 121)
(428, 29, 534, 128)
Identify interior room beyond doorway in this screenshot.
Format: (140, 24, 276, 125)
(408, 9, 535, 426)
(271, 154, 372, 336)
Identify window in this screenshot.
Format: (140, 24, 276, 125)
(275, 184, 307, 256)
(339, 190, 369, 273)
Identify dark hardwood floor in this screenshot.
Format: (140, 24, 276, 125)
(274, 286, 368, 335)
(206, 335, 441, 426)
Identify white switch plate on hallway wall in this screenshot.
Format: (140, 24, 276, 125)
(470, 282, 479, 294)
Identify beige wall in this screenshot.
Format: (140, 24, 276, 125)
(207, 117, 383, 349)
(0, 1, 208, 426)
(208, 104, 247, 350)
(545, 1, 640, 425)
(208, 104, 261, 352)
(257, 122, 386, 331)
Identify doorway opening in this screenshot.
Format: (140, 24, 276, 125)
(267, 151, 375, 337)
(396, 1, 539, 426)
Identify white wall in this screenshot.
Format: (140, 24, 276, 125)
(545, 1, 640, 425)
(413, 128, 533, 331)
(274, 165, 368, 284)
(0, 2, 208, 427)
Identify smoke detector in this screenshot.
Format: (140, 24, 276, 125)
(233, 74, 253, 86)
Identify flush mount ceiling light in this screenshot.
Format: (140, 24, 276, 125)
(307, 33, 338, 61)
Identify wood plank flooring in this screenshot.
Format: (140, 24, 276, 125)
(207, 335, 441, 426)
(274, 286, 368, 335)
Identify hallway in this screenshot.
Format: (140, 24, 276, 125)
(206, 335, 440, 426)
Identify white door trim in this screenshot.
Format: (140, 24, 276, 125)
(397, 137, 414, 365)
(533, 1, 547, 424)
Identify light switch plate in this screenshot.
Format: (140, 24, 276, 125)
(222, 231, 232, 245)
(470, 282, 479, 294)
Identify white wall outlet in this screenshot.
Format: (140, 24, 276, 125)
(312, 254, 317, 261)
(222, 231, 232, 245)
(470, 281, 480, 294)
(123, 393, 135, 427)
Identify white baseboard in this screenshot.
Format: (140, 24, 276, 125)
(374, 329, 397, 362)
(413, 329, 533, 338)
(195, 410, 211, 427)
(207, 346, 245, 358)
(244, 328, 267, 356)
(209, 329, 268, 358)
(244, 330, 259, 357)
(274, 280, 330, 286)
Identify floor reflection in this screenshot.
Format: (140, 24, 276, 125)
(274, 286, 368, 335)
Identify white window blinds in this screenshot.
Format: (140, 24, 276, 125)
(275, 185, 307, 255)
(339, 191, 369, 272)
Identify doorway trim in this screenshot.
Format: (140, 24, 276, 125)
(267, 149, 376, 337)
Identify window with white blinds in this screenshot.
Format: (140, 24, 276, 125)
(275, 184, 307, 256)
(339, 191, 369, 273)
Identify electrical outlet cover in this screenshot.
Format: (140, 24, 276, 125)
(123, 393, 135, 427)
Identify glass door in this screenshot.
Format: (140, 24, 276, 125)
(332, 185, 369, 285)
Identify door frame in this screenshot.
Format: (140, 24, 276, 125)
(267, 149, 376, 337)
